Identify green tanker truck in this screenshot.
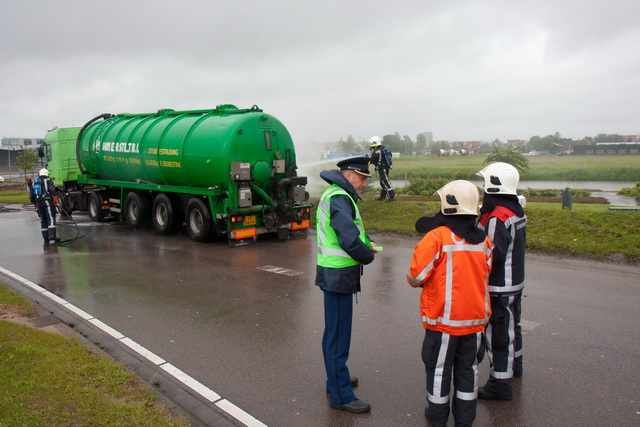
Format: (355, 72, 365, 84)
(43, 105, 310, 245)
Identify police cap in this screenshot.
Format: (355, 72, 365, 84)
(337, 156, 371, 177)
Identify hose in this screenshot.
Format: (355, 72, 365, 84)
(53, 198, 84, 246)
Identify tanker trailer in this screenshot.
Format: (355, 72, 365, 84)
(44, 105, 311, 245)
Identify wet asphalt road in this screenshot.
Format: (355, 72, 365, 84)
(1, 206, 639, 427)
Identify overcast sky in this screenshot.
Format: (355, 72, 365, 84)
(1, 0, 638, 148)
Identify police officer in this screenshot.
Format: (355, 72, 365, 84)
(476, 162, 527, 401)
(315, 156, 378, 413)
(29, 168, 60, 244)
(407, 180, 493, 427)
(368, 136, 396, 202)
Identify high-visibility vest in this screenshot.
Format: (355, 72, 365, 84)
(316, 184, 369, 268)
(407, 226, 493, 336)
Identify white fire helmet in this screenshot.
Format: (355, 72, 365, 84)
(477, 162, 520, 195)
(436, 180, 480, 216)
(369, 136, 381, 148)
(39, 168, 49, 177)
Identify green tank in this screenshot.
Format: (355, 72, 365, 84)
(78, 105, 295, 189)
(45, 105, 310, 245)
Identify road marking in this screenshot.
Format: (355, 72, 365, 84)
(0, 266, 265, 427)
(217, 399, 267, 427)
(520, 319, 541, 331)
(257, 264, 303, 276)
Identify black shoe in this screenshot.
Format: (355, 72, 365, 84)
(326, 376, 358, 393)
(376, 197, 385, 201)
(386, 198, 395, 202)
(478, 385, 512, 401)
(330, 399, 371, 413)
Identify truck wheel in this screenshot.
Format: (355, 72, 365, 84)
(125, 192, 151, 228)
(152, 193, 183, 235)
(88, 192, 106, 222)
(185, 198, 212, 242)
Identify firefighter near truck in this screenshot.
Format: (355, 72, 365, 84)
(43, 105, 311, 246)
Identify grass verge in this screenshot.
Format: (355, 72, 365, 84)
(0, 282, 191, 427)
(0, 190, 30, 205)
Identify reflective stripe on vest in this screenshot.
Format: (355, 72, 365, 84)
(482, 211, 526, 294)
(409, 231, 493, 329)
(316, 184, 367, 268)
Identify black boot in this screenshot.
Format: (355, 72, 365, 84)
(49, 230, 60, 244)
(41, 230, 49, 243)
(386, 190, 396, 202)
(478, 377, 513, 400)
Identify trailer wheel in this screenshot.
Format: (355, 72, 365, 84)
(88, 192, 106, 222)
(185, 198, 212, 242)
(125, 192, 151, 228)
(152, 193, 183, 235)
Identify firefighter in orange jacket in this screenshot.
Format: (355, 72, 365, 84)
(407, 180, 493, 427)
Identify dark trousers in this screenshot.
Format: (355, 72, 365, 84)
(485, 293, 523, 382)
(322, 291, 356, 405)
(37, 198, 57, 241)
(422, 329, 482, 427)
(378, 167, 395, 200)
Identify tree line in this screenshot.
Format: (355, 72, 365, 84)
(334, 132, 633, 156)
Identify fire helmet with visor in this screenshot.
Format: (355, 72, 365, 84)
(476, 162, 520, 195)
(436, 180, 480, 216)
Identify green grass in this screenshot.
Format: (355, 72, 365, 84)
(0, 191, 30, 205)
(523, 203, 640, 260)
(0, 283, 190, 427)
(0, 286, 38, 318)
(387, 154, 640, 181)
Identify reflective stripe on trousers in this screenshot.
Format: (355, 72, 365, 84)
(485, 293, 522, 379)
(423, 329, 481, 426)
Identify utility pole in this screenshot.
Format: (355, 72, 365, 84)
(404, 137, 407, 187)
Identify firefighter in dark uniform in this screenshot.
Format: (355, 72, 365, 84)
(315, 156, 378, 413)
(407, 180, 493, 427)
(29, 168, 60, 244)
(369, 136, 396, 202)
(476, 162, 527, 401)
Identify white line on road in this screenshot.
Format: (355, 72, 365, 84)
(257, 264, 303, 276)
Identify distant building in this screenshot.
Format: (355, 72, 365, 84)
(0, 137, 45, 166)
(1, 137, 44, 150)
(572, 142, 640, 155)
(507, 139, 526, 150)
(424, 132, 433, 144)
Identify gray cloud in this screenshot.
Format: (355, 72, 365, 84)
(1, 0, 638, 147)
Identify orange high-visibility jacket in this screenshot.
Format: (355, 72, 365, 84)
(407, 226, 493, 336)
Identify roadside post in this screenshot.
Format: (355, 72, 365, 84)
(562, 187, 573, 210)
